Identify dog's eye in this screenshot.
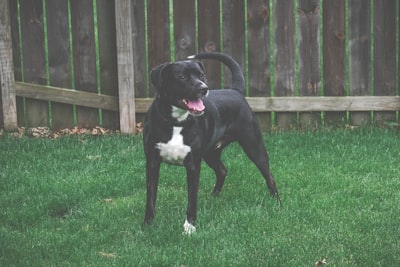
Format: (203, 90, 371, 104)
(199, 74, 204, 79)
(179, 75, 186, 80)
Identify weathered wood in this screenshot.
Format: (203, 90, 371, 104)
(247, 0, 271, 131)
(298, 0, 320, 96)
(173, 0, 196, 61)
(8, 0, 21, 81)
(247, 0, 270, 97)
(15, 82, 400, 114)
(46, 0, 74, 129)
(348, 0, 371, 126)
(97, 0, 119, 129)
(348, 0, 371, 95)
(323, 0, 346, 125)
(131, 0, 148, 98)
(247, 96, 400, 112)
(273, 0, 296, 128)
(147, 0, 170, 96)
(0, 0, 18, 130)
(222, 0, 245, 89)
(373, 0, 397, 125)
(70, 0, 99, 128)
(115, 0, 136, 134)
(8, 0, 24, 127)
(15, 82, 119, 111)
(198, 0, 221, 89)
(20, 0, 49, 127)
(298, 0, 321, 128)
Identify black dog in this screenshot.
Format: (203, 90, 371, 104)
(143, 52, 280, 234)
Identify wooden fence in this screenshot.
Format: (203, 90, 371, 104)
(1, 0, 399, 134)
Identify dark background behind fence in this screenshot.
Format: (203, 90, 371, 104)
(1, 0, 399, 132)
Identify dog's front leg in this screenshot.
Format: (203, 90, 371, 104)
(183, 157, 201, 234)
(144, 156, 161, 225)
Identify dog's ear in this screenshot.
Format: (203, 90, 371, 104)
(196, 61, 205, 71)
(150, 63, 170, 89)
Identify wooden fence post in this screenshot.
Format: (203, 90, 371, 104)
(115, 0, 136, 134)
(0, 0, 18, 131)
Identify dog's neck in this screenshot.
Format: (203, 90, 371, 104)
(154, 101, 193, 127)
(171, 106, 190, 122)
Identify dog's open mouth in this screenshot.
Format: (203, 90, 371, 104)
(177, 98, 205, 115)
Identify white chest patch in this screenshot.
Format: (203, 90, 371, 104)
(156, 127, 191, 165)
(171, 106, 190, 121)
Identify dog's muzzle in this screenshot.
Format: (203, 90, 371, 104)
(177, 84, 208, 116)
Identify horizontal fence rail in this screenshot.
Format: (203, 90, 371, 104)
(15, 82, 400, 113)
(1, 0, 400, 133)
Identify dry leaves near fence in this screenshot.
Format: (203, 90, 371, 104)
(2, 126, 114, 139)
(0, 123, 143, 138)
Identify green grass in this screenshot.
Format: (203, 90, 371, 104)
(1, 128, 399, 266)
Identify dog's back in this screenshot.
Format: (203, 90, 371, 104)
(188, 52, 245, 95)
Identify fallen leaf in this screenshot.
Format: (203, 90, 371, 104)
(98, 252, 117, 259)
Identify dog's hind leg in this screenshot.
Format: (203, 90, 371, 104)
(237, 126, 281, 205)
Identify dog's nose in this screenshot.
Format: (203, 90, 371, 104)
(201, 86, 208, 95)
(198, 82, 209, 96)
(200, 87, 209, 97)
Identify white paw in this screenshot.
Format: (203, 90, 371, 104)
(183, 219, 196, 235)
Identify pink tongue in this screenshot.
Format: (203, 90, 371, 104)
(187, 99, 205, 112)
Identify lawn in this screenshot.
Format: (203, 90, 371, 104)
(0, 128, 399, 266)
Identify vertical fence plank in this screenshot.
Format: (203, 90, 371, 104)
(5, 1, 399, 130)
(273, 0, 296, 129)
(247, 0, 271, 131)
(198, 0, 221, 89)
(222, 0, 245, 89)
(131, 0, 148, 98)
(0, 0, 18, 130)
(147, 0, 170, 97)
(0, 83, 2, 128)
(173, 0, 196, 61)
(9, 1, 21, 81)
(70, 0, 99, 128)
(247, 0, 270, 97)
(8, 0, 24, 127)
(323, 0, 346, 126)
(131, 0, 149, 97)
(46, 0, 74, 129)
(298, 0, 321, 129)
(20, 0, 49, 127)
(115, 0, 136, 134)
(97, 0, 119, 129)
(373, 0, 397, 125)
(348, 0, 371, 126)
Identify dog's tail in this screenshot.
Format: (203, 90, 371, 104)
(188, 52, 245, 95)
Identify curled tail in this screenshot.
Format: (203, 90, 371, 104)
(188, 52, 245, 95)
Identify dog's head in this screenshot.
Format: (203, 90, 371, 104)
(150, 60, 209, 116)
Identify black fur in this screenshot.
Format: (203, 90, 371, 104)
(143, 52, 280, 230)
